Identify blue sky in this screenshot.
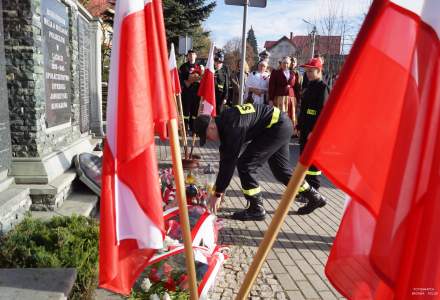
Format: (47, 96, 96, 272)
(204, 0, 371, 52)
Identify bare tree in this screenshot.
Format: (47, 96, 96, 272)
(316, 0, 363, 78)
(223, 37, 255, 72)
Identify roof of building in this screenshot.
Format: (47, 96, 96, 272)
(85, 0, 115, 17)
(263, 36, 296, 50)
(265, 35, 342, 55)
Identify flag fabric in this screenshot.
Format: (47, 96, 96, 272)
(198, 43, 216, 116)
(300, 0, 440, 299)
(99, 0, 176, 295)
(169, 43, 181, 94)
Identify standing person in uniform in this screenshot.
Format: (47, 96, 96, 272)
(268, 56, 301, 127)
(179, 49, 204, 132)
(302, 54, 325, 90)
(214, 51, 230, 115)
(259, 50, 270, 64)
(295, 57, 329, 214)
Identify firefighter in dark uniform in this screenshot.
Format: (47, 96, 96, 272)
(295, 57, 329, 214)
(179, 49, 204, 132)
(214, 51, 230, 115)
(194, 103, 293, 221)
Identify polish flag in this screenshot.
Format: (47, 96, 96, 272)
(99, 0, 176, 295)
(169, 43, 181, 94)
(300, 0, 440, 299)
(198, 43, 216, 116)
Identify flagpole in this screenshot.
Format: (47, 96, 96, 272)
(175, 93, 188, 157)
(236, 162, 308, 300)
(168, 118, 199, 300)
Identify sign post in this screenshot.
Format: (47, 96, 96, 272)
(178, 35, 193, 55)
(225, 0, 267, 104)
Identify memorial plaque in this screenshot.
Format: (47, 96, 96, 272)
(41, 0, 71, 128)
(0, 0, 12, 173)
(77, 15, 90, 133)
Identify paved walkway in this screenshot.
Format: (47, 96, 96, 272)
(156, 137, 346, 300)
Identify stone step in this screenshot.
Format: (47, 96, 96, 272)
(94, 288, 125, 300)
(31, 185, 98, 221)
(0, 176, 14, 192)
(0, 186, 31, 233)
(15, 170, 77, 211)
(0, 268, 76, 300)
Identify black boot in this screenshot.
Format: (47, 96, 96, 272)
(295, 192, 308, 204)
(232, 197, 266, 221)
(297, 187, 326, 215)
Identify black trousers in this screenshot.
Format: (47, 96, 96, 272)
(237, 115, 293, 202)
(299, 133, 321, 190)
(182, 89, 200, 132)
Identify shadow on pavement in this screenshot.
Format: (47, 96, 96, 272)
(219, 227, 333, 251)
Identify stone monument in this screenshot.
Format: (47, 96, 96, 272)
(0, 0, 31, 233)
(2, 0, 102, 213)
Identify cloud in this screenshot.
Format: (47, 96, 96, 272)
(204, 0, 369, 50)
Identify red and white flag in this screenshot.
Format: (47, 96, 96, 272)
(198, 43, 216, 116)
(99, 0, 176, 295)
(300, 0, 440, 299)
(169, 43, 181, 94)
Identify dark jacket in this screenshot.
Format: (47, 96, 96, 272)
(298, 79, 329, 135)
(179, 62, 203, 93)
(215, 65, 230, 113)
(215, 104, 279, 193)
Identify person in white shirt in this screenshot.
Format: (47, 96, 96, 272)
(245, 60, 270, 105)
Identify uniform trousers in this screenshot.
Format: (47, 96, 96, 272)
(299, 133, 321, 190)
(237, 114, 293, 202)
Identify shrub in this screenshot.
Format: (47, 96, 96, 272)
(0, 216, 99, 300)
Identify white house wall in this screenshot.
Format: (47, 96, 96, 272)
(267, 40, 296, 69)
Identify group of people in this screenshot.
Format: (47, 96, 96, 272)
(180, 47, 330, 221)
(179, 49, 231, 132)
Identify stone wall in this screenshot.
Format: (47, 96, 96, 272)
(3, 0, 82, 159)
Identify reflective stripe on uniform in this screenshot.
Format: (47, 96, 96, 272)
(183, 116, 189, 120)
(306, 109, 317, 115)
(266, 107, 280, 128)
(306, 170, 322, 176)
(298, 181, 310, 193)
(192, 116, 197, 120)
(235, 103, 256, 114)
(242, 186, 261, 196)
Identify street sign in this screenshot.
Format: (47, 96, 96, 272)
(178, 36, 193, 55)
(225, 0, 267, 8)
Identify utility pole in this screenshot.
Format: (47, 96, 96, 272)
(310, 25, 317, 58)
(303, 19, 317, 58)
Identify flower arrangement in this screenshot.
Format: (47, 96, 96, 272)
(159, 168, 212, 209)
(136, 167, 227, 300)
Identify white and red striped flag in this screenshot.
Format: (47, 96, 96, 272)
(169, 43, 181, 94)
(99, 0, 176, 295)
(198, 43, 216, 116)
(300, 0, 440, 299)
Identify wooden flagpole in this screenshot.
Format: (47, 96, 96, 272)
(168, 117, 199, 300)
(175, 93, 189, 157)
(236, 162, 309, 300)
